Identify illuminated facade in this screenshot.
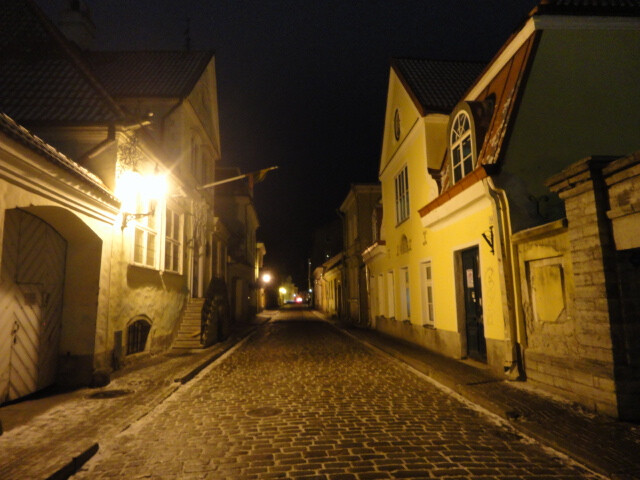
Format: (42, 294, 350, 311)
(0, 0, 228, 400)
(364, 2, 640, 418)
(363, 58, 486, 361)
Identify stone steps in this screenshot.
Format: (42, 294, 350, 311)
(172, 299, 206, 350)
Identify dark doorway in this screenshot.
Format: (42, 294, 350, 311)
(461, 246, 486, 361)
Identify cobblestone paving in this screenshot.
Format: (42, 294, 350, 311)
(73, 311, 601, 479)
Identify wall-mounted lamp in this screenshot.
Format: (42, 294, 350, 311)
(117, 170, 168, 230)
(122, 204, 156, 230)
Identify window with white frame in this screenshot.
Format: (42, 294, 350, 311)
(377, 274, 385, 317)
(394, 165, 409, 224)
(133, 194, 158, 268)
(451, 111, 474, 184)
(400, 266, 410, 320)
(386, 270, 395, 318)
(164, 206, 182, 273)
(421, 260, 435, 325)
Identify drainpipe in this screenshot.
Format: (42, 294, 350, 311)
(485, 176, 525, 380)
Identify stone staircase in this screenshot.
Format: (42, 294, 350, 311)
(172, 298, 205, 350)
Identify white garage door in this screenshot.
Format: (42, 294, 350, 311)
(0, 210, 66, 402)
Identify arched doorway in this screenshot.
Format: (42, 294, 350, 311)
(0, 210, 67, 402)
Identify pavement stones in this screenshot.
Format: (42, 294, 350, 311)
(70, 310, 603, 479)
(330, 315, 640, 480)
(0, 314, 270, 480)
(2, 308, 638, 479)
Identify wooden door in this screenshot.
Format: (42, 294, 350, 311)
(461, 246, 486, 361)
(0, 210, 66, 402)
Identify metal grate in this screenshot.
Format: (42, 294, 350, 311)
(127, 319, 151, 355)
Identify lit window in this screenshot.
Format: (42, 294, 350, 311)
(164, 207, 182, 273)
(421, 261, 434, 326)
(451, 111, 473, 183)
(133, 194, 158, 268)
(395, 165, 409, 224)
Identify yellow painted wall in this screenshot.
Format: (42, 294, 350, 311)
(426, 202, 505, 340)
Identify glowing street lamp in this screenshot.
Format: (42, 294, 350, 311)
(262, 272, 272, 284)
(117, 170, 168, 229)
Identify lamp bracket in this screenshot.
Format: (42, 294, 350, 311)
(482, 226, 495, 255)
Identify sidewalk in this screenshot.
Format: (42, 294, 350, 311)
(0, 311, 274, 480)
(326, 317, 640, 480)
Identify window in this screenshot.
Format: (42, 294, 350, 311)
(421, 261, 434, 326)
(133, 195, 158, 268)
(451, 111, 473, 184)
(377, 274, 385, 317)
(395, 165, 409, 224)
(400, 266, 410, 320)
(386, 270, 395, 318)
(164, 206, 182, 273)
(127, 318, 151, 355)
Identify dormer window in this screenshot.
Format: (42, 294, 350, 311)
(450, 111, 473, 184)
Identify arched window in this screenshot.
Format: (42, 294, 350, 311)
(450, 111, 473, 184)
(127, 317, 151, 355)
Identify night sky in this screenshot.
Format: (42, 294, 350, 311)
(37, 0, 538, 286)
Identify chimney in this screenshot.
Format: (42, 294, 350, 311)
(58, 0, 96, 50)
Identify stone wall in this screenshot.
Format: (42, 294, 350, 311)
(602, 152, 640, 420)
(513, 219, 617, 415)
(542, 154, 640, 419)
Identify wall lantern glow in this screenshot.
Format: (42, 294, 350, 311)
(262, 273, 272, 284)
(278, 287, 287, 295)
(117, 170, 168, 229)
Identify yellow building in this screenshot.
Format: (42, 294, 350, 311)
(366, 2, 640, 416)
(363, 58, 488, 364)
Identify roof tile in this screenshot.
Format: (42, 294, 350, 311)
(392, 59, 486, 114)
(0, 0, 123, 124)
(86, 51, 213, 98)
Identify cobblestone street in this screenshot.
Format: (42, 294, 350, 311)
(72, 311, 601, 480)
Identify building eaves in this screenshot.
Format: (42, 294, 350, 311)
(86, 50, 214, 99)
(0, 113, 119, 206)
(391, 59, 487, 116)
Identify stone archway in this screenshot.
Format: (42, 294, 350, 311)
(18, 206, 104, 387)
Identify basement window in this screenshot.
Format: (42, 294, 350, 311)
(127, 318, 151, 355)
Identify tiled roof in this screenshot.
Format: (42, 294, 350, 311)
(86, 51, 214, 98)
(0, 0, 124, 124)
(533, 0, 640, 15)
(0, 113, 118, 205)
(392, 59, 487, 115)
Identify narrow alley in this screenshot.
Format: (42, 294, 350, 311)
(69, 310, 599, 480)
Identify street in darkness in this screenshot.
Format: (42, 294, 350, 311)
(71, 310, 600, 480)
